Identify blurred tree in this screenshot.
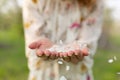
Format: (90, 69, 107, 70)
(0, 0, 23, 36)
(98, 8, 113, 50)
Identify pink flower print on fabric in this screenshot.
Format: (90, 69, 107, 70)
(64, 0, 72, 10)
(66, 3, 71, 10)
(87, 18, 96, 26)
(70, 22, 81, 29)
(87, 75, 90, 80)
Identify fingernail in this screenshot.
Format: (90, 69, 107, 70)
(82, 48, 88, 56)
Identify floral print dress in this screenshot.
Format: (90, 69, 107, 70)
(22, 0, 103, 80)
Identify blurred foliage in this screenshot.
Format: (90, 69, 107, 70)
(0, 0, 23, 42)
(98, 8, 120, 50)
(0, 1, 28, 80)
(98, 8, 113, 49)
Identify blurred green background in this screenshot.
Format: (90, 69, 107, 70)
(0, 0, 120, 80)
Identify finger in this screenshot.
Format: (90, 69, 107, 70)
(63, 55, 70, 62)
(76, 51, 84, 61)
(41, 54, 49, 60)
(59, 52, 63, 58)
(29, 41, 42, 49)
(70, 54, 79, 64)
(68, 51, 74, 56)
(37, 50, 50, 60)
(54, 51, 59, 59)
(55, 52, 59, 58)
(36, 49, 44, 57)
(82, 48, 89, 56)
(29, 42, 38, 49)
(62, 52, 68, 57)
(51, 51, 58, 59)
(74, 49, 80, 55)
(44, 50, 50, 56)
(63, 52, 71, 62)
(50, 51, 56, 60)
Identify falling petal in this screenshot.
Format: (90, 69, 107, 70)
(114, 56, 117, 61)
(60, 76, 67, 80)
(59, 40, 63, 45)
(58, 60, 63, 64)
(66, 65, 70, 71)
(70, 22, 81, 29)
(108, 59, 113, 63)
(117, 72, 120, 75)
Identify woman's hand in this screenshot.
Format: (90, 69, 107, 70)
(29, 39, 89, 64)
(60, 43, 89, 64)
(29, 38, 58, 60)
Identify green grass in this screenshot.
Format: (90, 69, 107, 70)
(93, 49, 120, 80)
(0, 37, 28, 80)
(110, 34, 120, 46)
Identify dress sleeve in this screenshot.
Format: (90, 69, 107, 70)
(22, 0, 46, 42)
(76, 0, 104, 56)
(22, 0, 50, 57)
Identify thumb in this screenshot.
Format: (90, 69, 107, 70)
(29, 42, 41, 49)
(81, 47, 89, 56)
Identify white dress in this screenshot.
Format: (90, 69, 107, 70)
(22, 0, 103, 80)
